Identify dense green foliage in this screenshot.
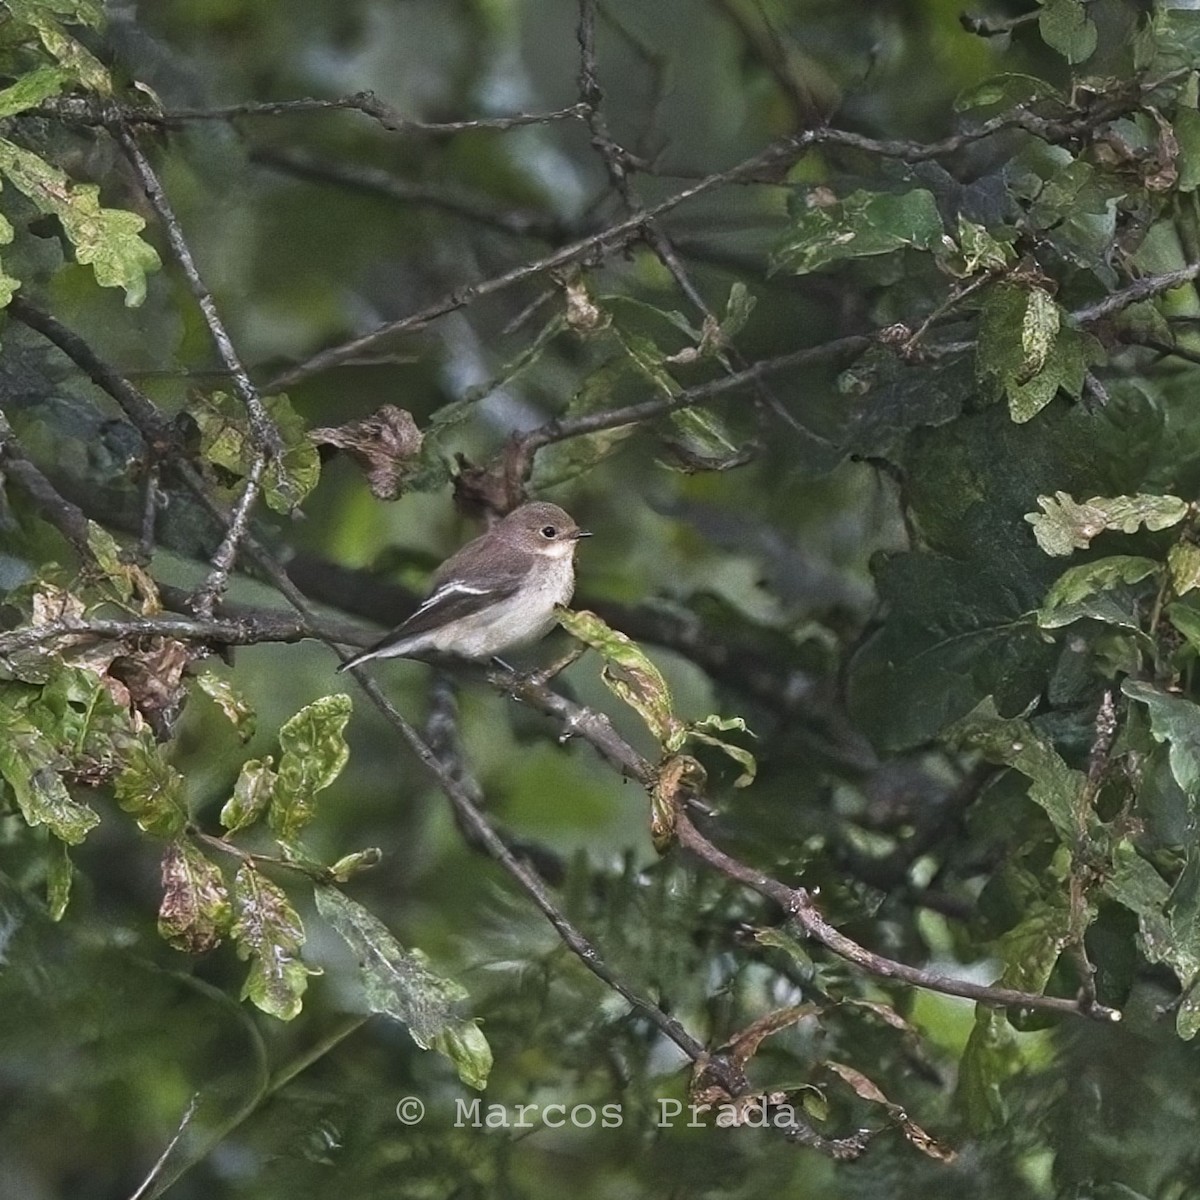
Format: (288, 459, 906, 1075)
(8, 0, 1200, 1197)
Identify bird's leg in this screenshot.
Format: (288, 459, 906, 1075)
(524, 643, 586, 687)
(489, 644, 586, 700)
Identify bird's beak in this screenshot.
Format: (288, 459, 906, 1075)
(572, 529, 593, 539)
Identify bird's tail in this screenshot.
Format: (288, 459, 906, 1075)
(336, 649, 372, 673)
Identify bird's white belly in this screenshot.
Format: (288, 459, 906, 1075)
(418, 562, 574, 659)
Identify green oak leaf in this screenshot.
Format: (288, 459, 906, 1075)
(0, 695, 99, 843)
(114, 737, 187, 838)
(1122, 681, 1200, 797)
(1039, 0, 1098, 64)
(1025, 492, 1188, 555)
(945, 698, 1089, 841)
(774, 188, 944, 275)
(0, 138, 159, 304)
(316, 886, 491, 1088)
(231, 863, 317, 1020)
(269, 695, 352, 843)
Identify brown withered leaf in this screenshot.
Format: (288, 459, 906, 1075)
(689, 1050, 750, 1109)
(723, 1004, 821, 1068)
(30, 583, 85, 626)
(109, 638, 191, 739)
(1145, 107, 1180, 193)
(823, 1061, 956, 1162)
(562, 275, 608, 332)
(650, 754, 708, 852)
(453, 449, 527, 521)
(311, 405, 423, 500)
(159, 839, 231, 953)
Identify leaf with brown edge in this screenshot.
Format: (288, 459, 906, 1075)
(159, 839, 231, 954)
(823, 1061, 956, 1162)
(557, 608, 684, 747)
(85, 521, 160, 609)
(311, 405, 423, 501)
(650, 754, 706, 852)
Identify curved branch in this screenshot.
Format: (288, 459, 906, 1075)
(498, 671, 1122, 1024)
(505, 335, 864, 481)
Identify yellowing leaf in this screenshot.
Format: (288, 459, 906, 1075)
(684, 714, 757, 786)
(114, 737, 187, 838)
(557, 608, 683, 747)
(194, 671, 257, 741)
(1025, 491, 1188, 555)
(0, 697, 99, 844)
(193, 390, 320, 513)
(269, 695, 352, 843)
(1169, 542, 1200, 596)
(1021, 287, 1060, 379)
(0, 138, 159, 304)
(220, 758, 275, 833)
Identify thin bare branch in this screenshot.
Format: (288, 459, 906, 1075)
(114, 126, 284, 610)
(1070, 261, 1200, 325)
(711, 0, 827, 128)
(32, 93, 586, 133)
(0, 411, 95, 560)
(252, 146, 570, 241)
(505, 335, 861, 481)
(127, 1094, 199, 1200)
(113, 126, 282, 458)
(263, 134, 806, 392)
(8, 296, 174, 442)
(188, 453, 268, 617)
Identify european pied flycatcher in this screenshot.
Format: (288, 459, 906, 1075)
(338, 502, 590, 670)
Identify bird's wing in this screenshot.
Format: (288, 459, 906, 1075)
(347, 539, 528, 659)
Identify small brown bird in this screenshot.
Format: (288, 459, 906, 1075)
(338, 502, 590, 671)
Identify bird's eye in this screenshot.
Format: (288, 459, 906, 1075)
(540, 525, 558, 539)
